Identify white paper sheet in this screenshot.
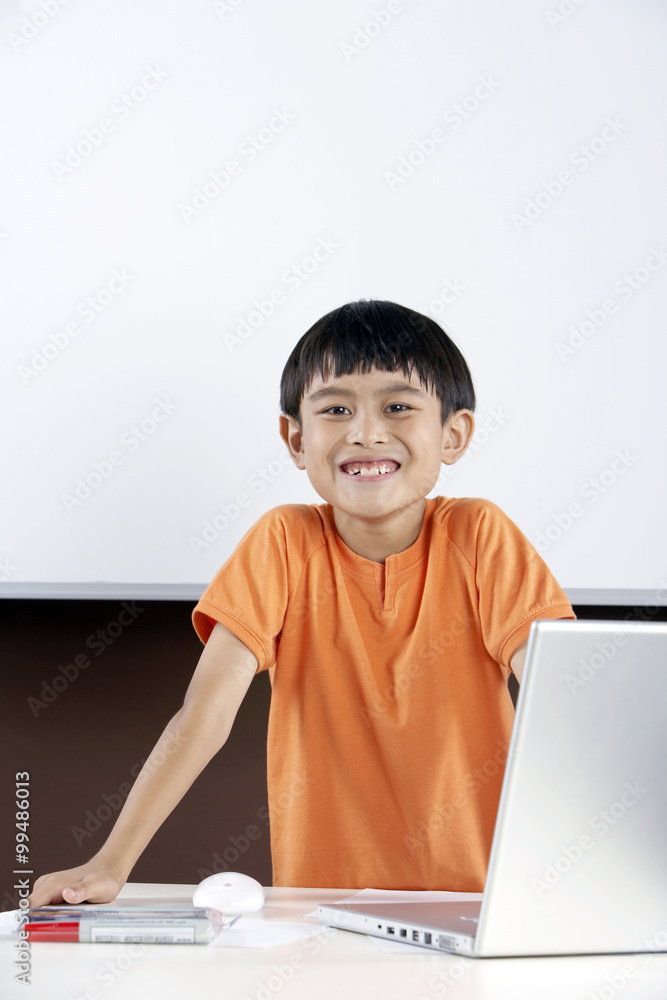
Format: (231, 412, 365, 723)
(0, 910, 19, 935)
(210, 918, 329, 949)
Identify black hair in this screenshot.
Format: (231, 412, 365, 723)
(279, 299, 475, 425)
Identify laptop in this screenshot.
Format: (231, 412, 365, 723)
(317, 620, 667, 957)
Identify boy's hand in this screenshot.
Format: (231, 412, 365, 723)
(29, 857, 126, 907)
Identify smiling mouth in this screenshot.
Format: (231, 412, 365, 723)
(339, 460, 400, 477)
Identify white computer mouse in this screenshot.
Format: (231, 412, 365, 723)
(192, 872, 265, 914)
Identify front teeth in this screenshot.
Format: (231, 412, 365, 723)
(347, 464, 391, 476)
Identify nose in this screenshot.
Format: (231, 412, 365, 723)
(345, 407, 389, 448)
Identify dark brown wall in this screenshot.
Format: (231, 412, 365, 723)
(2, 599, 664, 911)
(1, 599, 272, 913)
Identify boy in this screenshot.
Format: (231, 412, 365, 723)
(31, 299, 574, 905)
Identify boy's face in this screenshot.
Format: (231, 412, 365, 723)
(280, 365, 474, 524)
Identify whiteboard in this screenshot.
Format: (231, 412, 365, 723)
(2, 0, 666, 603)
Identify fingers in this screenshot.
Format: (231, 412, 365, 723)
(29, 869, 122, 907)
(28, 873, 66, 907)
(61, 882, 87, 904)
(61, 875, 119, 904)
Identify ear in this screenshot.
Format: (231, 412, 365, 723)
(279, 414, 307, 470)
(441, 409, 475, 466)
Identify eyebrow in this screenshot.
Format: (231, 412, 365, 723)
(306, 382, 428, 405)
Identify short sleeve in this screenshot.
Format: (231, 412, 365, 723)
(454, 500, 575, 670)
(191, 507, 292, 671)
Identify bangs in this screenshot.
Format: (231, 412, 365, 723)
(280, 300, 475, 424)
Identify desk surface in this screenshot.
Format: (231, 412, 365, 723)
(4, 883, 667, 1000)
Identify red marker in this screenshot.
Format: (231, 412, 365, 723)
(26, 921, 81, 942)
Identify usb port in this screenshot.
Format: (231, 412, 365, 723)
(387, 926, 395, 935)
(399, 928, 407, 938)
(412, 930, 419, 941)
(424, 932, 432, 945)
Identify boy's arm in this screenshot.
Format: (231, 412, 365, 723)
(509, 639, 528, 684)
(30, 622, 258, 907)
(510, 615, 576, 683)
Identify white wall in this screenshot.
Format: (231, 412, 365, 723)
(3, 0, 666, 601)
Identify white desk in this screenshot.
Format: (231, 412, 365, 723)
(4, 883, 667, 1000)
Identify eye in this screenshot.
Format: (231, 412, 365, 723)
(386, 404, 411, 413)
(321, 405, 350, 415)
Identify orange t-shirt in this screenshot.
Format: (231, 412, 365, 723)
(192, 496, 574, 890)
